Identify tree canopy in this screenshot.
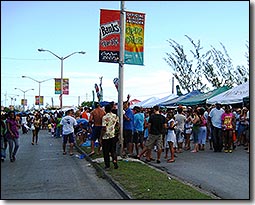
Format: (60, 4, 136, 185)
(164, 35, 249, 93)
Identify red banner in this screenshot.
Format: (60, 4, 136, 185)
(99, 9, 120, 63)
(35, 96, 43, 105)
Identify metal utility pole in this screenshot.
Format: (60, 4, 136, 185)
(118, 1, 125, 155)
(38, 49, 86, 110)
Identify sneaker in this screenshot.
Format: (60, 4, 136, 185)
(145, 158, 151, 162)
(104, 166, 110, 171)
(156, 160, 161, 164)
(224, 149, 228, 153)
(113, 163, 118, 169)
(228, 149, 233, 153)
(12, 154, 16, 161)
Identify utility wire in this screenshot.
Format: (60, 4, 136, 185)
(1, 57, 57, 61)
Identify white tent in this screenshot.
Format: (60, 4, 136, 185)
(130, 96, 159, 108)
(207, 81, 249, 104)
(142, 94, 178, 108)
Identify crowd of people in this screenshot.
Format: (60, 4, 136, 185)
(1, 100, 250, 171)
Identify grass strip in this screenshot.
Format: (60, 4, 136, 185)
(79, 145, 213, 199)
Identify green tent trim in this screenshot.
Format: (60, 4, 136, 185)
(177, 86, 231, 106)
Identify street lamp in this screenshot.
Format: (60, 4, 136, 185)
(9, 94, 19, 106)
(38, 48, 86, 109)
(22, 76, 53, 110)
(14, 88, 34, 111)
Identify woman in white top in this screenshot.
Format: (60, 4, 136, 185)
(165, 112, 177, 163)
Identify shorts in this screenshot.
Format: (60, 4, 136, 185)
(133, 131, 144, 144)
(145, 134, 163, 150)
(185, 128, 192, 135)
(91, 126, 103, 141)
(175, 129, 184, 143)
(123, 129, 133, 144)
(63, 133, 75, 144)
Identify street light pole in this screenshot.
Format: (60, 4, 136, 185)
(38, 49, 86, 110)
(14, 88, 34, 111)
(22, 76, 53, 110)
(9, 95, 19, 106)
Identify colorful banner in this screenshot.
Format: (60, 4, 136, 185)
(55, 78, 69, 95)
(124, 11, 145, 65)
(99, 9, 121, 63)
(35, 96, 43, 105)
(21, 99, 27, 106)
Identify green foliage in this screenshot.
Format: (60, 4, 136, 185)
(164, 36, 249, 92)
(81, 101, 93, 108)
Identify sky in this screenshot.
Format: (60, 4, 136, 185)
(1, 1, 250, 110)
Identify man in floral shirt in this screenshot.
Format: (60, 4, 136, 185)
(100, 104, 119, 170)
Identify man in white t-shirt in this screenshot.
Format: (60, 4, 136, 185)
(208, 102, 225, 152)
(174, 106, 186, 153)
(21, 113, 28, 134)
(60, 109, 77, 156)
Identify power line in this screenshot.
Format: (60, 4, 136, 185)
(1, 57, 57, 61)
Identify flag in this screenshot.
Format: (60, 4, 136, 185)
(55, 78, 69, 95)
(124, 11, 145, 65)
(95, 83, 100, 101)
(35, 96, 43, 105)
(99, 9, 121, 63)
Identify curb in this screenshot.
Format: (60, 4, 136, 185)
(75, 145, 132, 199)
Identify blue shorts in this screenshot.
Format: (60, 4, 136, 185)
(91, 126, 103, 141)
(63, 133, 75, 144)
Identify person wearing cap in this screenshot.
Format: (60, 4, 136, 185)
(208, 102, 225, 152)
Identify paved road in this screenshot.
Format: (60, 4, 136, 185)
(1, 129, 123, 199)
(149, 142, 250, 199)
(1, 129, 251, 200)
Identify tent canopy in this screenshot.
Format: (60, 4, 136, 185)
(207, 81, 249, 105)
(178, 86, 230, 106)
(160, 90, 202, 107)
(130, 96, 159, 108)
(129, 99, 141, 106)
(142, 94, 178, 108)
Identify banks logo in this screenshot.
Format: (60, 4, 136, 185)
(100, 21, 120, 40)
